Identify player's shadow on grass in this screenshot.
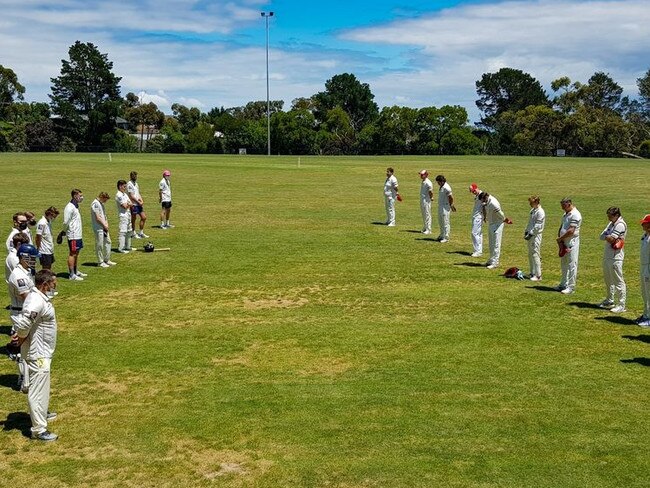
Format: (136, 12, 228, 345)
(416, 237, 440, 243)
(371, 221, 387, 226)
(620, 358, 650, 367)
(81, 262, 101, 267)
(567, 301, 602, 309)
(622, 334, 650, 344)
(527, 285, 558, 292)
(403, 230, 425, 234)
(0, 411, 31, 438)
(454, 262, 485, 267)
(55, 272, 71, 279)
(447, 251, 472, 256)
(594, 316, 637, 326)
(0, 325, 12, 335)
(0, 373, 19, 390)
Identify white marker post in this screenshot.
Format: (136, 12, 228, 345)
(298, 157, 301, 168)
(108, 153, 112, 162)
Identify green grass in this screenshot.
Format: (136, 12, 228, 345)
(0, 153, 648, 487)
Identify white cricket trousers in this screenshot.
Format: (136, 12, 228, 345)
(528, 234, 543, 278)
(560, 239, 580, 289)
(421, 200, 431, 232)
(488, 222, 504, 265)
(471, 214, 483, 254)
(385, 196, 395, 225)
(118, 215, 132, 251)
(12, 314, 28, 389)
(94, 229, 112, 263)
(603, 258, 626, 306)
(438, 208, 450, 240)
(640, 266, 650, 318)
(26, 356, 51, 435)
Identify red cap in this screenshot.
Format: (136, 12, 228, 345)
(469, 183, 478, 193)
(163, 170, 171, 177)
(640, 214, 650, 224)
(419, 170, 428, 176)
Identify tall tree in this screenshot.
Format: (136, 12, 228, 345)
(582, 72, 623, 111)
(50, 41, 122, 148)
(0, 65, 25, 120)
(475, 67, 548, 128)
(637, 69, 650, 120)
(123, 93, 165, 151)
(313, 73, 378, 131)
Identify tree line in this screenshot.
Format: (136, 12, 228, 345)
(1, 41, 649, 157)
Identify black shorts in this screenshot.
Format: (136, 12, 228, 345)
(131, 205, 144, 215)
(161, 201, 172, 209)
(68, 239, 84, 252)
(39, 254, 55, 267)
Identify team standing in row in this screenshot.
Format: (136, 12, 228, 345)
(383, 167, 650, 328)
(4, 169, 173, 441)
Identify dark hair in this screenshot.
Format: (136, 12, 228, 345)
(386, 167, 394, 174)
(12, 233, 29, 248)
(71, 189, 82, 198)
(35, 269, 56, 287)
(130, 171, 138, 180)
(606, 206, 621, 217)
(529, 195, 540, 205)
(98, 192, 110, 199)
(117, 179, 127, 189)
(560, 197, 572, 205)
(435, 175, 446, 183)
(13, 212, 26, 222)
(45, 206, 59, 218)
(479, 191, 489, 202)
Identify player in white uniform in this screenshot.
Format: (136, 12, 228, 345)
(6, 212, 31, 253)
(13, 269, 59, 441)
(5, 233, 29, 283)
(35, 206, 59, 271)
(116, 180, 133, 253)
(383, 167, 399, 227)
(62, 189, 86, 281)
(524, 196, 545, 281)
(159, 170, 173, 228)
(556, 198, 582, 294)
(480, 192, 509, 269)
(90, 192, 116, 268)
(435, 175, 456, 242)
(8, 244, 39, 393)
(637, 215, 650, 327)
(469, 184, 483, 257)
(598, 207, 627, 312)
(419, 170, 433, 234)
(127, 171, 149, 238)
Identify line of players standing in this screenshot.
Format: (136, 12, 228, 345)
(3, 169, 173, 441)
(382, 167, 650, 329)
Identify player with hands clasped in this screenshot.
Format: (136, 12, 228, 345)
(435, 175, 455, 243)
(555, 197, 582, 294)
(62, 189, 87, 281)
(383, 167, 400, 227)
(115, 180, 133, 253)
(419, 170, 433, 235)
(469, 183, 484, 257)
(637, 215, 650, 327)
(479, 191, 511, 269)
(524, 196, 545, 281)
(127, 171, 149, 239)
(159, 170, 173, 229)
(13, 269, 60, 441)
(91, 192, 116, 268)
(598, 207, 627, 312)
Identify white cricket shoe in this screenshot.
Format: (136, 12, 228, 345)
(139, 232, 150, 238)
(610, 305, 626, 313)
(99, 262, 110, 268)
(598, 299, 615, 309)
(470, 252, 482, 258)
(69, 274, 84, 281)
(76, 271, 88, 277)
(560, 287, 574, 295)
(106, 260, 117, 266)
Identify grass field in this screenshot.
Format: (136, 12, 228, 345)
(0, 153, 648, 487)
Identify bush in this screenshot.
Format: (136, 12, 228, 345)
(639, 140, 650, 159)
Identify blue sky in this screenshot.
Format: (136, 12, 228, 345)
(0, 0, 648, 122)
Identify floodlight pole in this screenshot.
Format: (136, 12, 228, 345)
(261, 11, 274, 156)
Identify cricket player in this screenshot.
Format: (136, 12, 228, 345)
(127, 171, 149, 238)
(419, 170, 433, 234)
(62, 189, 86, 281)
(556, 197, 582, 294)
(13, 269, 59, 441)
(524, 196, 545, 281)
(8, 244, 39, 393)
(638, 215, 650, 327)
(159, 170, 173, 228)
(116, 180, 133, 253)
(598, 207, 627, 312)
(35, 207, 59, 271)
(435, 175, 456, 242)
(383, 167, 399, 227)
(5, 212, 31, 253)
(480, 191, 509, 269)
(469, 183, 483, 257)
(90, 193, 116, 268)
(5, 233, 29, 283)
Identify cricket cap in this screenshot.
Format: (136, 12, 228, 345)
(640, 214, 650, 224)
(163, 170, 171, 177)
